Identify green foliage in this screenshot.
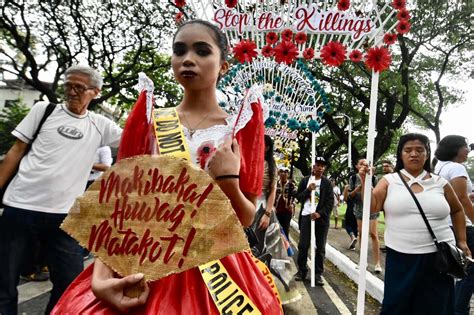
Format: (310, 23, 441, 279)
(0, 100, 30, 155)
(292, 0, 473, 181)
(106, 51, 182, 111)
(402, 1, 472, 141)
(0, 0, 175, 105)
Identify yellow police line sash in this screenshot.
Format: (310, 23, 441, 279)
(153, 107, 280, 314)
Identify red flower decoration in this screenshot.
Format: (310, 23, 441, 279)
(383, 33, 397, 45)
(261, 45, 274, 58)
(175, 0, 186, 8)
(175, 12, 184, 24)
(365, 47, 392, 72)
(281, 29, 293, 41)
(320, 41, 346, 67)
(197, 141, 216, 169)
(337, 0, 350, 11)
(266, 32, 278, 45)
(225, 0, 238, 8)
(391, 0, 406, 10)
(302, 48, 314, 60)
(396, 20, 411, 34)
(233, 40, 258, 63)
(397, 8, 410, 21)
(295, 32, 307, 45)
(349, 49, 363, 62)
(274, 41, 299, 65)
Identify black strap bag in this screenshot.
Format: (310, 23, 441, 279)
(0, 103, 56, 209)
(398, 171, 469, 279)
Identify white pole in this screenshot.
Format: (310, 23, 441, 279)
(310, 131, 316, 287)
(348, 117, 352, 171)
(335, 114, 352, 171)
(356, 70, 380, 315)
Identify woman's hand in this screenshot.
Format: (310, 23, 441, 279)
(358, 163, 369, 182)
(457, 240, 472, 258)
(208, 137, 240, 179)
(92, 260, 150, 312)
(258, 213, 270, 230)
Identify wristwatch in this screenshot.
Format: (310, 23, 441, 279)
(264, 209, 272, 217)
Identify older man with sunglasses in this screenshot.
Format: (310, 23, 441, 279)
(0, 65, 122, 314)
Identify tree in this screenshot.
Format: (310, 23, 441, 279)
(0, 0, 175, 107)
(0, 99, 30, 154)
(293, 1, 472, 178)
(400, 1, 472, 143)
(107, 51, 182, 111)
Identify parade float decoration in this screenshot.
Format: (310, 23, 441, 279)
(177, 0, 411, 313)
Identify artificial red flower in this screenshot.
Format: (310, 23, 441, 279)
(302, 48, 314, 60)
(265, 32, 278, 45)
(383, 33, 397, 45)
(175, 0, 186, 8)
(225, 0, 238, 8)
(281, 29, 293, 41)
(397, 8, 410, 21)
(175, 12, 184, 24)
(365, 47, 392, 72)
(233, 40, 258, 63)
(295, 32, 307, 45)
(396, 20, 411, 34)
(349, 49, 363, 62)
(337, 0, 350, 11)
(261, 45, 274, 58)
(274, 41, 299, 65)
(197, 141, 216, 169)
(320, 41, 346, 67)
(391, 0, 406, 10)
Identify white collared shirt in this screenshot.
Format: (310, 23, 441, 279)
(302, 176, 321, 216)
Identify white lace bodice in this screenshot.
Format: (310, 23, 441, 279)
(184, 103, 255, 171)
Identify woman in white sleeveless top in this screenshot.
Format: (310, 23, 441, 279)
(359, 133, 470, 315)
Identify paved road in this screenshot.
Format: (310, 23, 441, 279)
(16, 226, 472, 314)
(17, 241, 379, 315)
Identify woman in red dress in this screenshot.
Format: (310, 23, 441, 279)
(52, 19, 282, 314)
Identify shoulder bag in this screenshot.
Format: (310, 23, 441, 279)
(397, 171, 469, 279)
(0, 103, 56, 209)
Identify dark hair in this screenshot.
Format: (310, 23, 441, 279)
(264, 135, 276, 191)
(394, 133, 431, 172)
(173, 19, 228, 62)
(434, 135, 468, 161)
(381, 160, 393, 166)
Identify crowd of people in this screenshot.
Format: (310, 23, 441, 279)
(0, 18, 472, 315)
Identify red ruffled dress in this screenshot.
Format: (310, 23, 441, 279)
(52, 88, 282, 314)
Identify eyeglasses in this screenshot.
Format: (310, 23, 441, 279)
(64, 82, 95, 94)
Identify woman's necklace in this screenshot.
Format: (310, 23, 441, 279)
(180, 109, 213, 138)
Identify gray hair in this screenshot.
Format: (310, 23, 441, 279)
(65, 65, 103, 89)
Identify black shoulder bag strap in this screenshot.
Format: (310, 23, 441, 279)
(1, 103, 55, 206)
(28, 103, 56, 149)
(397, 171, 440, 249)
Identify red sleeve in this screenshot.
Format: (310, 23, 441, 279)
(235, 101, 264, 197)
(116, 90, 154, 161)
